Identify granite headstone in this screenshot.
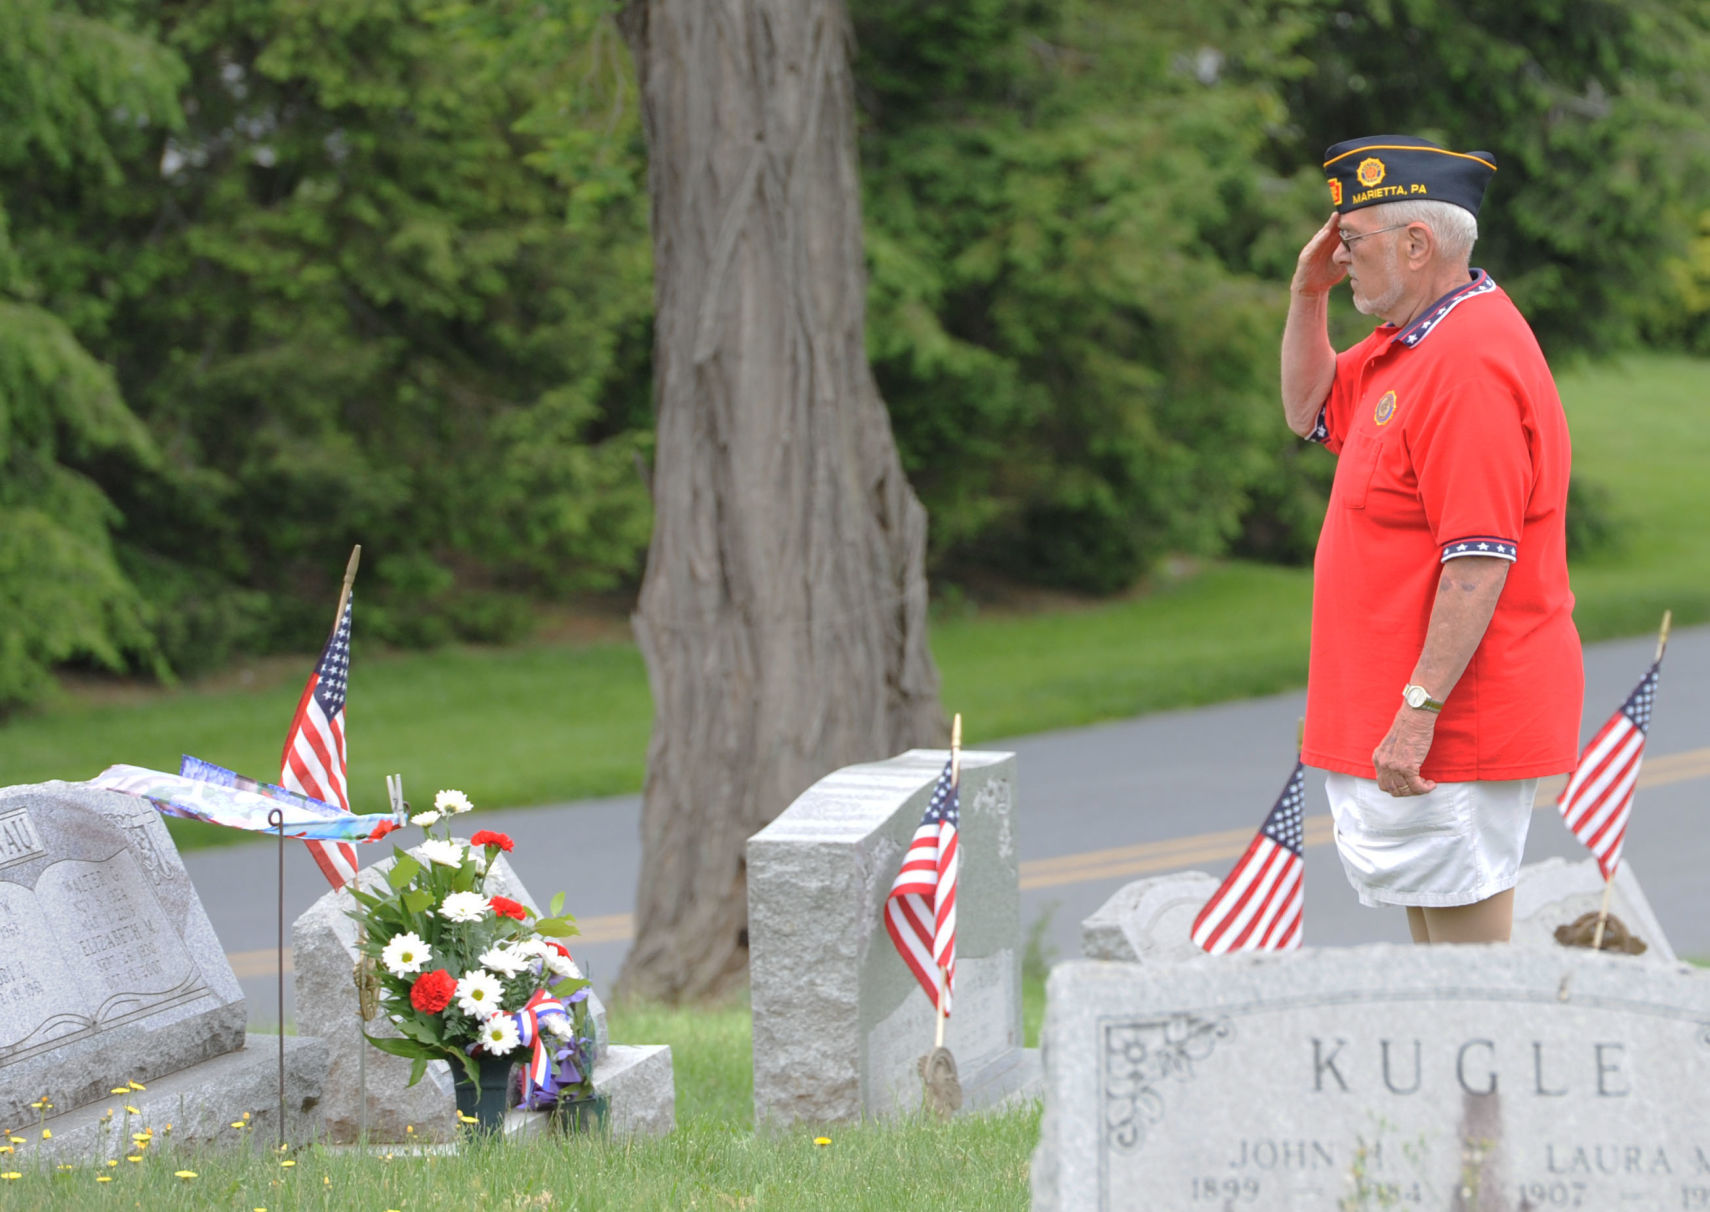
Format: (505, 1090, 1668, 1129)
(1032, 946, 1710, 1211)
(0, 781, 248, 1130)
(1080, 871, 1221, 963)
(747, 749, 1039, 1127)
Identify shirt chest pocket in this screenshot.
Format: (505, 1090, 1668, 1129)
(1333, 425, 1390, 511)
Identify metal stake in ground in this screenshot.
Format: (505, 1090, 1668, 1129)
(919, 714, 964, 1119)
(270, 806, 287, 1154)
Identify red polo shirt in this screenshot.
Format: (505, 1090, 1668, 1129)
(1302, 271, 1582, 781)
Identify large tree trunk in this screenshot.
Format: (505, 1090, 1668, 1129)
(616, 0, 943, 1002)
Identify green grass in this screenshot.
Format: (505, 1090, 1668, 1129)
(0, 352, 1704, 849)
(4, 997, 1041, 1211)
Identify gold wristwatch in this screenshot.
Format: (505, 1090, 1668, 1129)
(1402, 683, 1444, 713)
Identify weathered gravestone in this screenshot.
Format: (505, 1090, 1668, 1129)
(1511, 857, 1675, 961)
(0, 781, 324, 1157)
(1032, 946, 1710, 1211)
(294, 845, 674, 1142)
(747, 749, 1039, 1127)
(1081, 872, 1220, 963)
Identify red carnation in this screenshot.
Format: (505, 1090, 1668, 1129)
(409, 969, 457, 1014)
(546, 940, 572, 960)
(490, 896, 527, 921)
(469, 830, 515, 853)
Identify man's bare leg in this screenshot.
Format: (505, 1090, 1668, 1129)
(1406, 906, 1431, 944)
(1418, 887, 1515, 944)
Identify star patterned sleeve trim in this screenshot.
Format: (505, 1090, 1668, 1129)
(1306, 404, 1329, 445)
(1440, 536, 1518, 563)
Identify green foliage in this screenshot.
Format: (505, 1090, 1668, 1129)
(858, 2, 1313, 589)
(0, 1, 182, 715)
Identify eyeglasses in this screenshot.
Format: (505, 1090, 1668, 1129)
(1338, 223, 1410, 251)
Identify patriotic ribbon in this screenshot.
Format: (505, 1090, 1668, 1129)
(514, 986, 593, 1110)
(89, 763, 402, 841)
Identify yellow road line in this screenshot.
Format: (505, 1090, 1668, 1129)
(226, 747, 1710, 972)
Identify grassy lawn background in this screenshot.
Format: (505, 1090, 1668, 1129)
(0, 352, 1704, 852)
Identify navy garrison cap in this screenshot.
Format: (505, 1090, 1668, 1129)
(1323, 135, 1496, 217)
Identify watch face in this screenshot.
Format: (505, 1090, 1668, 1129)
(1404, 685, 1426, 708)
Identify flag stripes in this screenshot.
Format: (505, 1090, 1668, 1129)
(1558, 660, 1660, 881)
(1192, 758, 1306, 955)
(884, 758, 959, 1015)
(281, 597, 358, 888)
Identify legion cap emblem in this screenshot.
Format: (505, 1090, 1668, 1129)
(1356, 157, 1387, 188)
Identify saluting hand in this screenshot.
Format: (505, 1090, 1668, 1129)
(1291, 211, 1347, 298)
(1372, 706, 1439, 797)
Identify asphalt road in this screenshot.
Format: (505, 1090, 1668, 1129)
(189, 623, 1709, 1025)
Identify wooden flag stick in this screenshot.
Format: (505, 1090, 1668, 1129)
(935, 713, 963, 1051)
(335, 544, 362, 624)
(1591, 609, 1672, 952)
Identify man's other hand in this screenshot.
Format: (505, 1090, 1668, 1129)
(1373, 706, 1439, 796)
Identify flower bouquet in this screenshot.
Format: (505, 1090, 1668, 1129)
(348, 790, 596, 1116)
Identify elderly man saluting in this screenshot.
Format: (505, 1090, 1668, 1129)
(1281, 135, 1583, 945)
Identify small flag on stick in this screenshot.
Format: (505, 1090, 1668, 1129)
(1191, 754, 1306, 954)
(885, 737, 960, 1017)
(1557, 611, 1670, 884)
(281, 547, 361, 889)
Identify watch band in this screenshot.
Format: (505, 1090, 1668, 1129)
(1402, 683, 1444, 713)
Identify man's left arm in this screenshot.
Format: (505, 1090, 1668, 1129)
(1371, 555, 1509, 796)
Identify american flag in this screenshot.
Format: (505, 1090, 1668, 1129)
(884, 758, 959, 1015)
(1558, 659, 1661, 881)
(1191, 758, 1305, 954)
(280, 597, 357, 888)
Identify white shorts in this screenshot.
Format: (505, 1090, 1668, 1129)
(1324, 773, 1538, 908)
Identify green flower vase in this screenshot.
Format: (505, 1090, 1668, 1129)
(552, 1092, 610, 1137)
(453, 1055, 515, 1131)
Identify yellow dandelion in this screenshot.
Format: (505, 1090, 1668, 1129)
(106, 1160, 117, 1167)
(101, 1109, 113, 1122)
(41, 1129, 51, 1139)
(814, 1136, 832, 1146)
(2, 1172, 20, 1180)
(7, 1135, 22, 1144)
(97, 1175, 113, 1183)
(242, 1111, 251, 1121)
(162, 1123, 172, 1134)
(174, 1169, 198, 1179)
(127, 1081, 145, 1091)
(0, 1147, 10, 1155)
(124, 1106, 139, 1115)
(132, 1133, 151, 1144)
(280, 1159, 296, 1168)
(110, 1087, 129, 1095)
(126, 1155, 143, 1163)
(57, 1163, 73, 1171)
(29, 1100, 43, 1110)
(455, 1111, 478, 1124)
(405, 1124, 415, 1134)
(323, 1175, 331, 1186)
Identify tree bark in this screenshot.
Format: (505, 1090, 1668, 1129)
(615, 0, 944, 1002)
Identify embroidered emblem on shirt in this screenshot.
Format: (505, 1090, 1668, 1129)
(1327, 178, 1343, 207)
(1356, 157, 1386, 188)
(1373, 390, 1397, 426)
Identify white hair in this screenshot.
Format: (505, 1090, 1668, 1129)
(1371, 198, 1478, 265)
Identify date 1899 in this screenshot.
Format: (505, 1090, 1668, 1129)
(1192, 1177, 1260, 1203)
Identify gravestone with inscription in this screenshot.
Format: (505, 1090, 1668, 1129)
(747, 749, 1039, 1127)
(0, 781, 324, 1156)
(1032, 946, 1710, 1211)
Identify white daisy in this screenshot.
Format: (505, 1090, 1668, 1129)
(455, 970, 503, 1017)
(479, 1014, 521, 1056)
(435, 789, 474, 815)
(410, 810, 441, 827)
(545, 952, 582, 980)
(542, 1013, 572, 1039)
(511, 938, 551, 959)
(380, 931, 430, 977)
(440, 891, 489, 923)
(418, 839, 464, 868)
(480, 946, 530, 978)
